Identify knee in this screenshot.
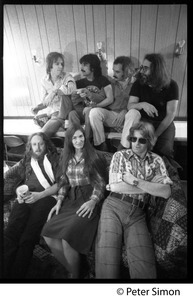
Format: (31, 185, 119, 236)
(89, 108, 103, 122)
(125, 109, 141, 120)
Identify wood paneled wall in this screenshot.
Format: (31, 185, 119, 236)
(3, 4, 187, 118)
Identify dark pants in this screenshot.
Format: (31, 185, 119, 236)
(3, 196, 56, 278)
(142, 118, 175, 159)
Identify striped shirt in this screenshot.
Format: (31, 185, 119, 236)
(109, 149, 173, 202)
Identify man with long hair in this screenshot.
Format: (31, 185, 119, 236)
(4, 132, 60, 278)
(89, 56, 135, 151)
(118, 53, 179, 159)
(31, 52, 76, 137)
(68, 53, 113, 140)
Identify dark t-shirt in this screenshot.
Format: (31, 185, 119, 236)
(76, 76, 110, 92)
(129, 79, 179, 121)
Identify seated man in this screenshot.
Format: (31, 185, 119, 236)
(95, 121, 173, 279)
(69, 53, 113, 140)
(119, 53, 179, 159)
(4, 132, 60, 278)
(89, 56, 135, 151)
(31, 52, 76, 138)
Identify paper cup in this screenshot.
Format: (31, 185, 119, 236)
(16, 185, 29, 203)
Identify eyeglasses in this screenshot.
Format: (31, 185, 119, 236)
(139, 65, 150, 72)
(129, 137, 147, 144)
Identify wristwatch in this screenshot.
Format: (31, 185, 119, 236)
(133, 180, 139, 187)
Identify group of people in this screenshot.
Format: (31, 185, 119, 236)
(4, 122, 173, 279)
(32, 50, 179, 159)
(4, 49, 178, 279)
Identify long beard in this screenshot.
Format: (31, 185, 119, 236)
(31, 149, 46, 160)
(139, 73, 151, 86)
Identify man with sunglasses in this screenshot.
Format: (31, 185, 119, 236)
(95, 121, 173, 278)
(118, 53, 179, 159)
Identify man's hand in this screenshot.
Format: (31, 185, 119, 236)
(122, 172, 137, 185)
(113, 110, 127, 127)
(53, 81, 62, 93)
(23, 192, 41, 204)
(141, 103, 158, 117)
(76, 199, 96, 218)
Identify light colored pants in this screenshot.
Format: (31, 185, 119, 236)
(41, 95, 73, 138)
(95, 196, 156, 279)
(89, 108, 133, 146)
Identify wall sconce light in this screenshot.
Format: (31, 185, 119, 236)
(96, 41, 107, 61)
(174, 40, 186, 57)
(31, 49, 42, 64)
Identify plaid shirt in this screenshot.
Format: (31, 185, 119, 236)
(58, 157, 105, 202)
(109, 149, 173, 202)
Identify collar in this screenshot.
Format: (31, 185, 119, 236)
(123, 149, 151, 163)
(45, 72, 66, 82)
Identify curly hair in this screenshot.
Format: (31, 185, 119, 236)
(56, 124, 106, 186)
(127, 121, 156, 151)
(46, 52, 65, 75)
(79, 53, 102, 78)
(143, 53, 171, 91)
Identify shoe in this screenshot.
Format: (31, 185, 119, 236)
(95, 142, 108, 152)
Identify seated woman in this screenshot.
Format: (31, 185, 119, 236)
(41, 124, 107, 278)
(4, 132, 60, 278)
(31, 52, 76, 137)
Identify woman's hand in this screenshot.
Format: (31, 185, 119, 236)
(76, 199, 96, 218)
(23, 192, 41, 204)
(47, 200, 63, 221)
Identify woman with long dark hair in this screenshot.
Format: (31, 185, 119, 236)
(41, 124, 106, 278)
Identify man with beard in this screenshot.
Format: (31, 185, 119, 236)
(89, 56, 135, 151)
(4, 132, 59, 278)
(118, 53, 179, 158)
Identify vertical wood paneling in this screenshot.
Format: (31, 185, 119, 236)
(55, 5, 78, 73)
(84, 5, 95, 54)
(4, 5, 34, 114)
(42, 5, 61, 52)
(3, 4, 187, 119)
(93, 5, 106, 54)
(155, 5, 180, 73)
(139, 5, 157, 62)
(131, 5, 141, 68)
(19, 5, 43, 103)
(105, 5, 114, 76)
(114, 5, 132, 57)
(35, 5, 50, 65)
(72, 5, 87, 71)
(172, 4, 187, 118)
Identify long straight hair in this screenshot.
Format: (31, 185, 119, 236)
(56, 124, 105, 186)
(144, 53, 171, 91)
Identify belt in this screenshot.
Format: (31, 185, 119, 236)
(110, 192, 146, 210)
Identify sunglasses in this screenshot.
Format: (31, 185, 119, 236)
(129, 137, 147, 144)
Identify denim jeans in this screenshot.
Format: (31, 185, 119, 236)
(95, 195, 156, 279)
